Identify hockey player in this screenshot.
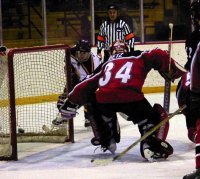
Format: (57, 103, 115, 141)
(91, 40, 170, 149)
(83, 40, 134, 150)
(183, 42, 200, 179)
(59, 48, 185, 160)
(176, 0, 200, 143)
(52, 39, 101, 127)
(176, 1, 200, 178)
(175, 1, 200, 178)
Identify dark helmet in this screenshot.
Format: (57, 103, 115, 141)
(74, 39, 91, 62)
(75, 39, 91, 52)
(190, 0, 200, 29)
(110, 40, 128, 55)
(0, 46, 7, 52)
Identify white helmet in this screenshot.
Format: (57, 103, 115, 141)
(110, 40, 128, 55)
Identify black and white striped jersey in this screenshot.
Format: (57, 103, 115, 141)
(97, 18, 135, 53)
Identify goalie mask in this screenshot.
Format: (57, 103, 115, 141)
(75, 40, 91, 62)
(110, 40, 128, 55)
(190, 0, 200, 30)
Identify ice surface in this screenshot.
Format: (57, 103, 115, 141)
(0, 92, 195, 179)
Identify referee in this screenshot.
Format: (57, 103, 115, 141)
(97, 4, 135, 62)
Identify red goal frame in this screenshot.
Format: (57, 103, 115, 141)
(0, 44, 73, 160)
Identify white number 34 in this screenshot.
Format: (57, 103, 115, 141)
(99, 61, 133, 86)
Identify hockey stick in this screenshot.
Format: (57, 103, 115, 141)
(163, 23, 173, 113)
(91, 105, 186, 164)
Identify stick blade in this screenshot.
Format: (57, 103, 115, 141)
(91, 157, 113, 165)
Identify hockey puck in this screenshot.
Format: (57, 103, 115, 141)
(18, 128, 25, 133)
(91, 159, 94, 163)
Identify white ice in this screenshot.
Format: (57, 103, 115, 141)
(0, 92, 195, 179)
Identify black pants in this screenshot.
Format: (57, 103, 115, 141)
(97, 98, 157, 125)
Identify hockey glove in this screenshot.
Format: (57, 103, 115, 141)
(159, 60, 187, 82)
(159, 71, 172, 82)
(59, 99, 79, 120)
(170, 60, 187, 82)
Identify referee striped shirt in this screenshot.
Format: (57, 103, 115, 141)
(97, 18, 135, 53)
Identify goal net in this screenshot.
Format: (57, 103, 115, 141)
(0, 44, 73, 160)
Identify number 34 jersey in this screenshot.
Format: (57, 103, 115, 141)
(68, 48, 181, 104)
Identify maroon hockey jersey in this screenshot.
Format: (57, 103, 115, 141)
(68, 48, 183, 105)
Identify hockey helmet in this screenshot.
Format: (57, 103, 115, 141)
(75, 39, 91, 52)
(190, 0, 200, 29)
(110, 40, 128, 55)
(75, 39, 91, 62)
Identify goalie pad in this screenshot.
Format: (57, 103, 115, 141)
(90, 113, 120, 150)
(152, 103, 169, 141)
(140, 136, 173, 161)
(101, 113, 121, 144)
(112, 114, 121, 143)
(90, 114, 121, 147)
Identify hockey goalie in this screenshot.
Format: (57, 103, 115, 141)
(59, 47, 185, 161)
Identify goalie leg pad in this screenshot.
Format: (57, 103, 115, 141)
(112, 114, 121, 143)
(153, 103, 169, 141)
(140, 136, 173, 161)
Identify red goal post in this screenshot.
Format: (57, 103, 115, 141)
(0, 44, 73, 160)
